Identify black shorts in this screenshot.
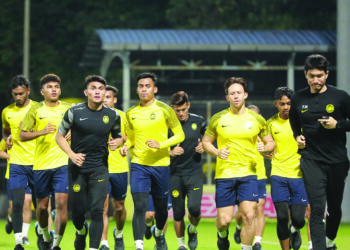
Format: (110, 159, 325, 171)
(170, 173, 203, 217)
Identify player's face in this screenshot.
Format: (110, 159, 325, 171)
(225, 83, 247, 110)
(275, 95, 291, 120)
(305, 69, 328, 94)
(12, 85, 30, 107)
(103, 90, 116, 108)
(172, 103, 190, 122)
(85, 81, 106, 104)
(41, 81, 61, 102)
(136, 78, 157, 103)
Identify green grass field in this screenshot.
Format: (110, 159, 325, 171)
(1, 218, 349, 249)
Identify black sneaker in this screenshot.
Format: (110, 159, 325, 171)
(40, 240, 52, 250)
(22, 236, 30, 245)
(145, 221, 154, 240)
(6, 218, 13, 234)
(113, 228, 124, 250)
(99, 245, 110, 250)
(252, 242, 262, 250)
(326, 245, 337, 250)
(35, 222, 44, 250)
(289, 225, 302, 250)
(233, 226, 241, 244)
(187, 224, 198, 250)
(217, 230, 230, 250)
(74, 221, 89, 250)
(151, 225, 168, 250)
(52, 247, 61, 250)
(14, 244, 24, 250)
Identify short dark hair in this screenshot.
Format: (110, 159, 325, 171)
(106, 85, 119, 97)
(85, 75, 107, 87)
(136, 72, 157, 86)
(224, 77, 247, 94)
(247, 105, 260, 114)
(40, 74, 61, 87)
(304, 54, 329, 73)
(171, 91, 189, 106)
(10, 75, 30, 90)
(274, 87, 294, 100)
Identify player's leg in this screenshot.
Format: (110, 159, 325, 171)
(145, 195, 155, 240)
(252, 179, 266, 249)
(325, 161, 349, 249)
(233, 206, 242, 244)
(100, 193, 110, 249)
(185, 173, 203, 250)
(22, 191, 32, 245)
(306, 205, 312, 250)
(300, 158, 328, 250)
(270, 176, 290, 250)
(110, 172, 128, 250)
(88, 169, 109, 249)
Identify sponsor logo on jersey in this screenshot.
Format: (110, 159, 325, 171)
(172, 190, 179, 198)
(150, 112, 156, 120)
(301, 105, 308, 113)
(326, 104, 334, 113)
(103, 115, 109, 124)
(191, 123, 197, 130)
(245, 121, 253, 130)
(73, 184, 80, 192)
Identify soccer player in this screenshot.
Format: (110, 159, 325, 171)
(100, 85, 128, 250)
(233, 105, 267, 250)
(202, 77, 275, 250)
(267, 87, 308, 250)
(168, 91, 206, 250)
(2, 75, 37, 250)
(56, 75, 121, 250)
(120, 72, 185, 250)
(20, 74, 70, 250)
(289, 54, 350, 250)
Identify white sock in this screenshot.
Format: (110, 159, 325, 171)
(290, 225, 297, 233)
(89, 248, 98, 250)
(241, 244, 252, 250)
(14, 232, 23, 245)
(135, 240, 143, 249)
(53, 235, 63, 247)
(308, 240, 313, 249)
(177, 237, 186, 247)
(115, 229, 123, 239)
(188, 224, 197, 233)
(8, 215, 12, 222)
(236, 224, 241, 230)
(254, 236, 262, 244)
(326, 237, 335, 247)
(41, 226, 51, 242)
(155, 227, 163, 237)
(22, 223, 30, 237)
(101, 240, 109, 247)
(218, 230, 227, 238)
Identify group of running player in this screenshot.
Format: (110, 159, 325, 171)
(1, 53, 349, 250)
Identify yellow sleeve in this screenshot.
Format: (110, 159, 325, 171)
(21, 105, 38, 131)
(158, 107, 184, 149)
(1, 108, 9, 130)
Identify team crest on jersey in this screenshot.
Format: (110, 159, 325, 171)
(172, 190, 179, 198)
(245, 121, 253, 130)
(73, 184, 80, 192)
(103, 115, 109, 124)
(150, 112, 156, 120)
(191, 123, 197, 130)
(326, 104, 334, 113)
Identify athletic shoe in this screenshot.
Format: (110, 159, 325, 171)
(14, 244, 24, 250)
(35, 222, 44, 250)
(22, 236, 30, 245)
(52, 247, 61, 250)
(145, 222, 154, 240)
(326, 245, 337, 250)
(99, 245, 110, 250)
(40, 241, 52, 250)
(187, 224, 198, 250)
(74, 221, 89, 250)
(178, 246, 188, 250)
(289, 225, 302, 250)
(252, 242, 262, 250)
(6, 218, 13, 234)
(217, 230, 230, 250)
(151, 225, 168, 250)
(233, 226, 241, 244)
(113, 228, 125, 250)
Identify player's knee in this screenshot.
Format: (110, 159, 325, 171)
(173, 209, 185, 221)
(276, 210, 289, 225)
(277, 224, 290, 240)
(291, 216, 305, 229)
(188, 205, 201, 218)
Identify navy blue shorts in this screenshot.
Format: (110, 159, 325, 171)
(7, 181, 32, 201)
(215, 175, 258, 208)
(108, 172, 128, 200)
(8, 164, 34, 191)
(34, 166, 69, 199)
(147, 194, 172, 212)
(270, 176, 308, 206)
(257, 179, 267, 200)
(130, 163, 170, 199)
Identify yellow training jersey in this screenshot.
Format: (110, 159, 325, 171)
(205, 108, 268, 179)
(126, 100, 185, 167)
(256, 149, 267, 180)
(0, 139, 10, 179)
(21, 101, 71, 170)
(1, 100, 37, 165)
(267, 113, 302, 178)
(108, 109, 128, 173)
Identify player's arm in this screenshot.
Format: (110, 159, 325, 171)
(196, 117, 207, 153)
(0, 140, 10, 159)
(108, 112, 122, 151)
(20, 123, 56, 141)
(202, 134, 230, 160)
(289, 96, 306, 148)
(2, 110, 12, 149)
(258, 133, 275, 153)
